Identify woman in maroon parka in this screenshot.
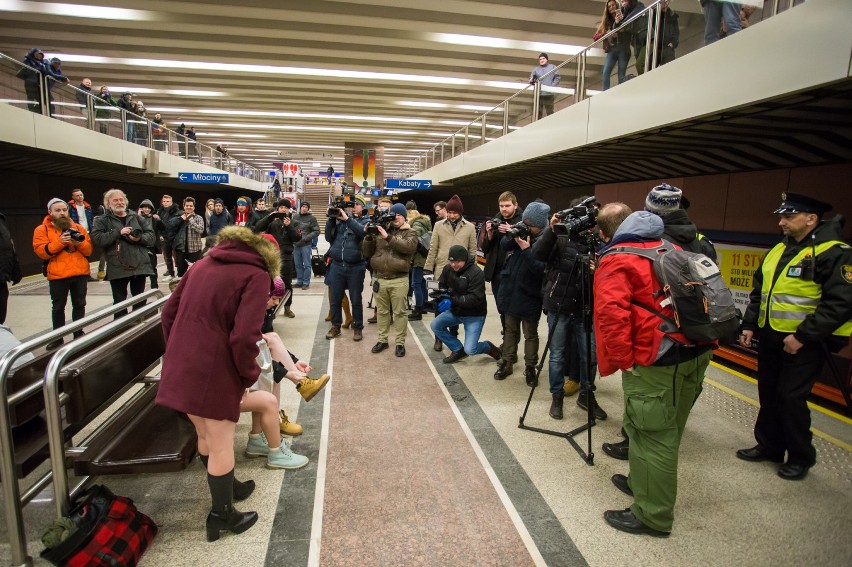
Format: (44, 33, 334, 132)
(156, 226, 280, 542)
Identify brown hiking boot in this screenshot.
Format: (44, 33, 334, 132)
(325, 326, 341, 340)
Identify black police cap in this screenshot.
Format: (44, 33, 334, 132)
(773, 192, 832, 215)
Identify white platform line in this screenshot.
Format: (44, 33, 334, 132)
(409, 326, 548, 567)
(307, 339, 334, 567)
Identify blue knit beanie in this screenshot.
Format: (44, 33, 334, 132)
(390, 203, 408, 219)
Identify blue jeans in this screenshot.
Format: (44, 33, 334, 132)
(294, 245, 311, 286)
(602, 43, 630, 90)
(431, 311, 489, 355)
(409, 266, 426, 308)
(546, 311, 597, 395)
(703, 0, 741, 45)
(329, 260, 366, 329)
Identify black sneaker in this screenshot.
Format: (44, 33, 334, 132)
(442, 350, 468, 364)
(602, 438, 629, 460)
(524, 365, 538, 387)
(46, 338, 64, 351)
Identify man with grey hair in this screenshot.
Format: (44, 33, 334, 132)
(90, 189, 155, 316)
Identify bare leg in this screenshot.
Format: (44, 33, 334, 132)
(241, 391, 281, 450)
(188, 414, 236, 476)
(263, 332, 305, 385)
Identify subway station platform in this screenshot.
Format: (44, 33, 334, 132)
(1, 255, 850, 567)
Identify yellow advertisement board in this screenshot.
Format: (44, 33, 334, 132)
(715, 243, 768, 314)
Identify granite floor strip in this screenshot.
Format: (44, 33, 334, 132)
(409, 321, 588, 567)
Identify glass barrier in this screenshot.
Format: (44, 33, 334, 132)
(0, 51, 262, 181)
(406, 0, 712, 174)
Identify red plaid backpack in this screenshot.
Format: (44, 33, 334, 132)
(41, 484, 157, 567)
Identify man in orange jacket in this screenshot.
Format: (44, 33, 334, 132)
(32, 198, 93, 349)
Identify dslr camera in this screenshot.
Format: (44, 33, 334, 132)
(67, 228, 86, 242)
(553, 196, 598, 237)
(506, 220, 531, 239)
(366, 211, 395, 235)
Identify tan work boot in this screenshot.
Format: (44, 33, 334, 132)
(297, 374, 330, 402)
(564, 379, 580, 397)
(284, 308, 295, 318)
(279, 410, 303, 436)
(325, 326, 340, 340)
(97, 270, 106, 280)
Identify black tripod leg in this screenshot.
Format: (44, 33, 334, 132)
(519, 321, 554, 427)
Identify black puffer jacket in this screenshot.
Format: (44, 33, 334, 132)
(532, 226, 593, 316)
(496, 233, 546, 321)
(254, 213, 300, 254)
(661, 209, 717, 262)
(438, 257, 487, 317)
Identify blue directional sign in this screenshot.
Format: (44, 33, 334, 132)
(178, 172, 230, 184)
(385, 179, 432, 190)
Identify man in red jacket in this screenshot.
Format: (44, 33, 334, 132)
(594, 204, 712, 537)
(32, 197, 93, 349)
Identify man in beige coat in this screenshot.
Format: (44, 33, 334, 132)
(424, 194, 478, 351)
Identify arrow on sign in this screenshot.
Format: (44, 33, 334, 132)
(178, 174, 188, 181)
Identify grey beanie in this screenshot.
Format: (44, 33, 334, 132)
(522, 200, 551, 230)
(645, 183, 682, 217)
(47, 197, 65, 211)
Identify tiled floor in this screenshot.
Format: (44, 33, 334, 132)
(1, 259, 850, 567)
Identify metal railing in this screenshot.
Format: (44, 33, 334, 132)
(0, 53, 263, 182)
(0, 289, 163, 567)
(393, 0, 792, 179)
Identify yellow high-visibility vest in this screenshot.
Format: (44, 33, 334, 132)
(758, 240, 852, 336)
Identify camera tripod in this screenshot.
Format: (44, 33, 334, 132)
(518, 251, 597, 465)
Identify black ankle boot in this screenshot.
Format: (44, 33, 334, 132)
(206, 505, 259, 542)
(408, 307, 422, 321)
(550, 391, 565, 420)
(524, 365, 538, 387)
(206, 470, 258, 542)
(200, 456, 255, 502)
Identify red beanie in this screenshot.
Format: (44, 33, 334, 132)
(446, 194, 464, 215)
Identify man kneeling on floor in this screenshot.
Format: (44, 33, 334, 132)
(431, 245, 502, 364)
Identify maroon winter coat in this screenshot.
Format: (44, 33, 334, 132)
(156, 227, 281, 421)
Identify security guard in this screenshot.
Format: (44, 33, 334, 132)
(738, 193, 852, 480)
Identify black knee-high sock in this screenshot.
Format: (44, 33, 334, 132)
(201, 455, 252, 497)
(207, 470, 234, 511)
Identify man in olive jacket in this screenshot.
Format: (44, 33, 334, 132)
(362, 203, 418, 357)
(90, 189, 155, 317)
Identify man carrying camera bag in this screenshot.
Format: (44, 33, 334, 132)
(33, 197, 94, 349)
(91, 189, 155, 317)
(362, 203, 418, 357)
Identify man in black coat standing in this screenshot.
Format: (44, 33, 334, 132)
(154, 194, 181, 279)
(254, 198, 300, 318)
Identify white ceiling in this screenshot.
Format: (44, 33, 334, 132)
(0, 0, 702, 175)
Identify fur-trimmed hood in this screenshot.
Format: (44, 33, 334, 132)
(214, 226, 281, 278)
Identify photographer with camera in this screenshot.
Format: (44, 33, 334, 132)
(431, 245, 502, 364)
(168, 196, 205, 277)
(424, 194, 477, 352)
(33, 198, 94, 349)
(324, 196, 369, 341)
(478, 191, 523, 333)
(532, 198, 606, 421)
(254, 199, 301, 318)
(362, 203, 418, 357)
(494, 200, 550, 382)
(91, 189, 155, 317)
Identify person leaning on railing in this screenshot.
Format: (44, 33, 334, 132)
(94, 86, 117, 134)
(19, 48, 48, 113)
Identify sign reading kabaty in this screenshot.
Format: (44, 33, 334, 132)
(385, 179, 432, 190)
(178, 173, 230, 184)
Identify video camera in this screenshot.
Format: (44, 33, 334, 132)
(365, 211, 395, 235)
(327, 184, 358, 218)
(552, 196, 598, 237)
